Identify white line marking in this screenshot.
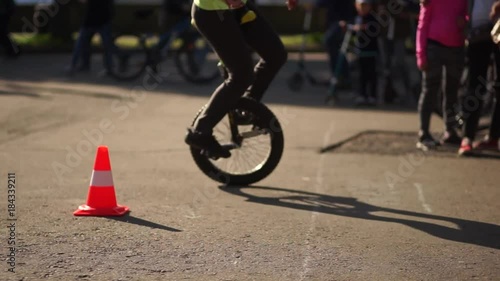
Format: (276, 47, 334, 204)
(414, 183, 432, 213)
(299, 121, 335, 280)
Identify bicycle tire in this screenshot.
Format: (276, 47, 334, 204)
(190, 97, 284, 186)
(108, 34, 150, 82)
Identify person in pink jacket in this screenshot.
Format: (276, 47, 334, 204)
(415, 0, 468, 151)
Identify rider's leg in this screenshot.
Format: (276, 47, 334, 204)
(190, 6, 255, 135)
(239, 1, 287, 102)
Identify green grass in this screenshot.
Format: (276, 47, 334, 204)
(280, 32, 323, 48)
(12, 32, 324, 50)
(12, 33, 68, 48)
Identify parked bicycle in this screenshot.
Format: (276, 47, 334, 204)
(108, 9, 220, 84)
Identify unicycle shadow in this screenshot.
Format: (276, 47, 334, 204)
(107, 214, 182, 232)
(219, 185, 500, 250)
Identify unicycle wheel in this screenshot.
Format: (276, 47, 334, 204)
(190, 97, 284, 186)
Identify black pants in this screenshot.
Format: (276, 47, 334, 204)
(462, 40, 500, 140)
(0, 15, 18, 56)
(191, 2, 287, 134)
(359, 56, 377, 99)
(419, 42, 464, 134)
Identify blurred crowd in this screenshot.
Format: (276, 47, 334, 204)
(313, 0, 500, 155)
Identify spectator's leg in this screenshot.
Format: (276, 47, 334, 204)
(394, 38, 411, 95)
(81, 28, 96, 70)
(325, 22, 347, 81)
(442, 46, 465, 134)
(379, 37, 396, 103)
(0, 16, 10, 54)
(418, 44, 443, 136)
(380, 37, 393, 77)
(71, 27, 93, 69)
(461, 41, 490, 141)
(98, 23, 115, 71)
(488, 45, 500, 140)
(358, 57, 369, 100)
(0, 16, 17, 56)
(368, 56, 378, 100)
(489, 86, 500, 140)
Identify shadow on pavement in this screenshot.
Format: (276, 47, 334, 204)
(0, 89, 43, 98)
(108, 214, 182, 232)
(220, 185, 500, 250)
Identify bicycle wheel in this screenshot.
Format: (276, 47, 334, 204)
(108, 34, 150, 81)
(175, 31, 220, 84)
(190, 97, 284, 186)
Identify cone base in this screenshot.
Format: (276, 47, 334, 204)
(73, 204, 130, 217)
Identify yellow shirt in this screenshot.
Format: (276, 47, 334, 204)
(194, 0, 248, 10)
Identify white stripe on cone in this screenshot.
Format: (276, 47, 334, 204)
(90, 170, 114, 187)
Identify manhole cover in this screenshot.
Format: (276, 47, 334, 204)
(322, 130, 500, 159)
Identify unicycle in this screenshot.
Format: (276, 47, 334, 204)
(189, 63, 284, 186)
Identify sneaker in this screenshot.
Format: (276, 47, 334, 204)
(458, 138, 473, 156)
(473, 137, 499, 151)
(440, 131, 462, 146)
(184, 128, 231, 159)
(416, 134, 439, 151)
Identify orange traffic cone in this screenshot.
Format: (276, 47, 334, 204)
(74, 146, 130, 216)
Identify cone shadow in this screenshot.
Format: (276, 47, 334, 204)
(108, 214, 182, 232)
